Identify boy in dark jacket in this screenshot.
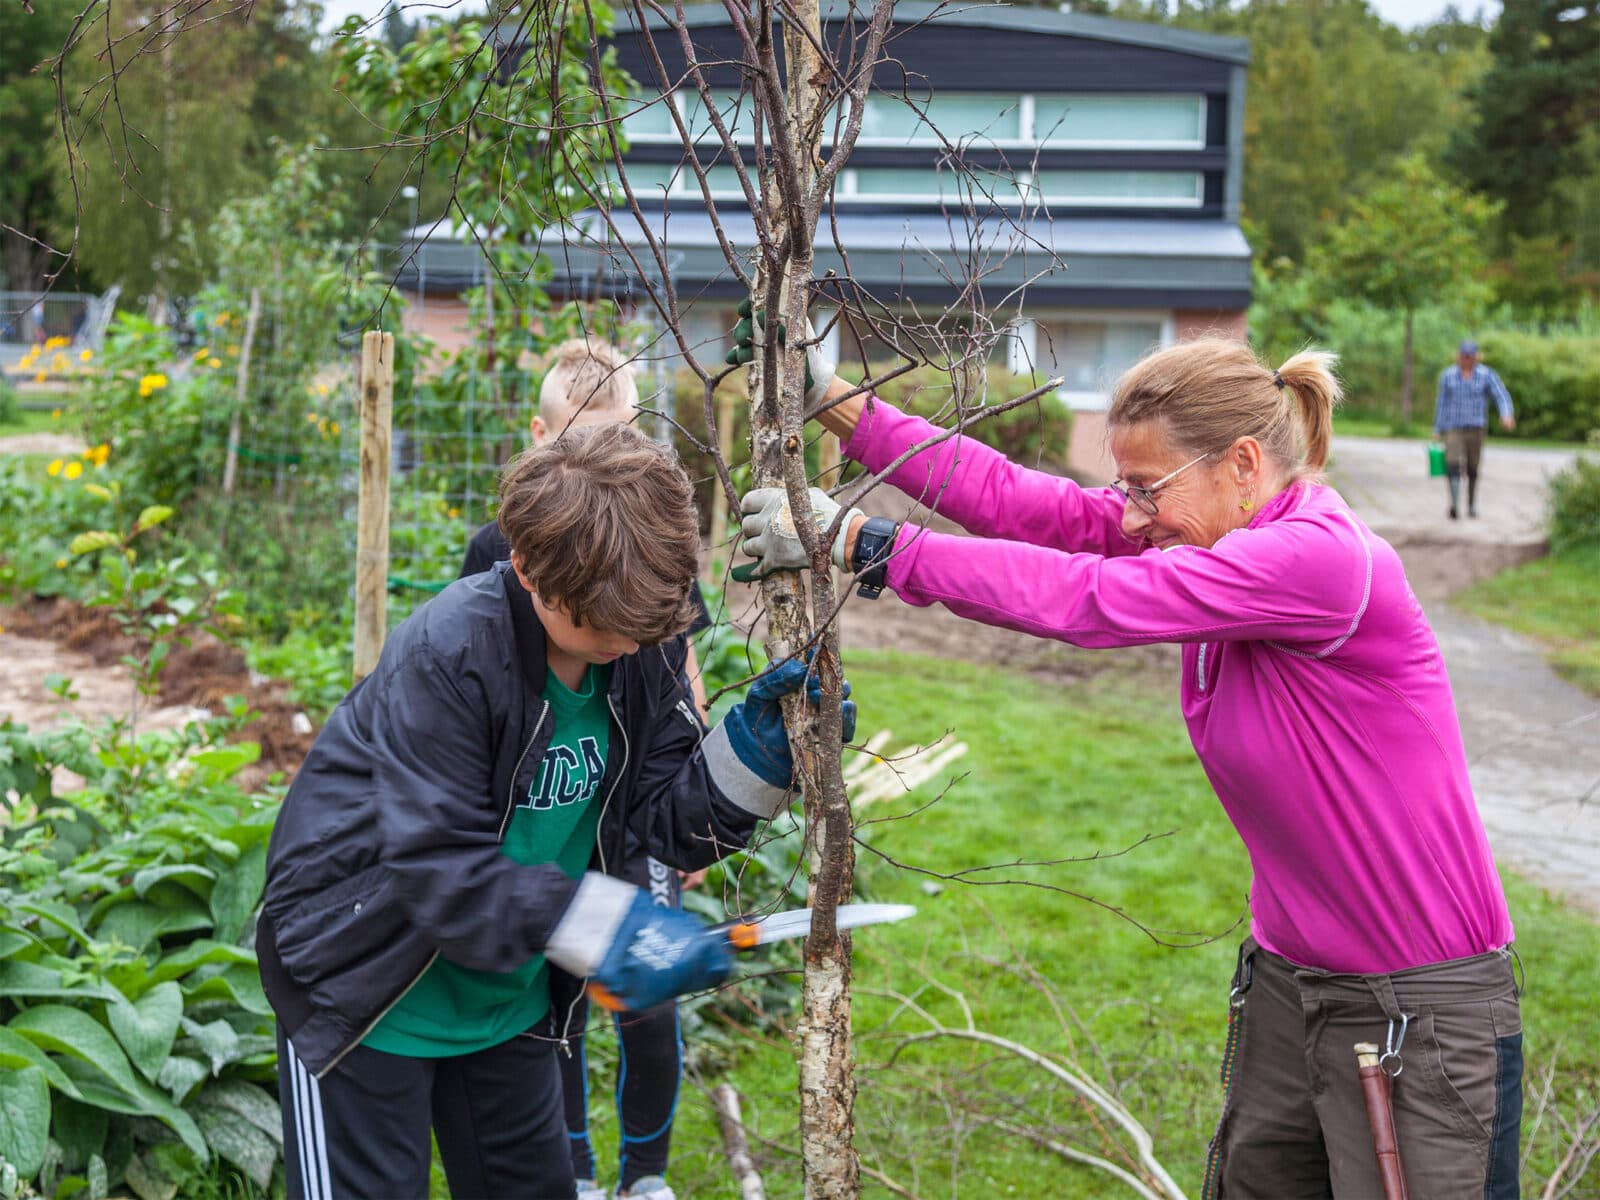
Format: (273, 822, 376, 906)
(259, 423, 848, 1200)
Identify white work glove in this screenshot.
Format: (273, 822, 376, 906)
(737, 487, 861, 578)
(725, 299, 838, 408)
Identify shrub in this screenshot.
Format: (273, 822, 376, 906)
(1475, 331, 1600, 443)
(1548, 442, 1600, 553)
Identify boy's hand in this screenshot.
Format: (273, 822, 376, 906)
(546, 874, 732, 1012)
(724, 299, 837, 408)
(721, 655, 858, 788)
(738, 486, 863, 578)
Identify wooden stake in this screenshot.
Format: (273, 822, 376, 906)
(221, 287, 262, 497)
(706, 384, 739, 579)
(353, 331, 394, 683)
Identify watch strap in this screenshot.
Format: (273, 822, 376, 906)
(851, 517, 898, 599)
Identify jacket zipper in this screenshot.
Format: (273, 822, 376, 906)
(1197, 643, 1209, 692)
(317, 701, 553, 1079)
(596, 694, 630, 877)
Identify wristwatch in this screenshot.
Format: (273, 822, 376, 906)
(849, 517, 898, 600)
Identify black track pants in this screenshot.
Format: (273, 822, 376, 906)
(552, 971, 682, 1188)
(277, 1022, 576, 1200)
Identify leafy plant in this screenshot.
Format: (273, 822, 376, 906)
(1547, 441, 1600, 553)
(0, 710, 282, 1199)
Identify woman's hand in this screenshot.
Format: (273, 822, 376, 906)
(737, 486, 865, 578)
(725, 301, 866, 440)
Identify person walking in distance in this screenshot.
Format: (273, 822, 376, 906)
(1433, 339, 1515, 519)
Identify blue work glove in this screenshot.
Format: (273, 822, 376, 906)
(544, 875, 731, 1012)
(722, 655, 858, 788)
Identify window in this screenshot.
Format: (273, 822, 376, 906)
(1027, 170, 1203, 207)
(620, 90, 1208, 152)
(858, 93, 1024, 145)
(1032, 95, 1205, 148)
(1036, 317, 1165, 403)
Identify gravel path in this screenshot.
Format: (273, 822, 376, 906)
(1327, 434, 1599, 917)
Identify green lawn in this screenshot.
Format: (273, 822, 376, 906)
(1332, 411, 1588, 451)
(572, 650, 1600, 1198)
(0, 404, 62, 439)
(1455, 547, 1600, 697)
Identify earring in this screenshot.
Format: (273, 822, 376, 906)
(1240, 491, 1256, 513)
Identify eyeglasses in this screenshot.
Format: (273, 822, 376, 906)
(1110, 453, 1211, 517)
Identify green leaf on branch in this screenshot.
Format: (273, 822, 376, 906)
(8, 1006, 144, 1098)
(52, 1059, 207, 1162)
(0, 1066, 50, 1179)
(69, 531, 120, 557)
(106, 982, 183, 1081)
(134, 506, 174, 532)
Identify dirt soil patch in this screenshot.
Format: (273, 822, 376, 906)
(1, 597, 316, 789)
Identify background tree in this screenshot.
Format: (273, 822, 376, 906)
(53, 0, 327, 305)
(1309, 154, 1497, 422)
(1448, 0, 1600, 240)
(0, 0, 75, 291)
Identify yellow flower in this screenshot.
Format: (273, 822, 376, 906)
(328, 420, 340, 436)
(34, 371, 47, 383)
(79, 348, 93, 362)
(316, 384, 329, 396)
(55, 559, 67, 570)
(47, 459, 63, 476)
(44, 335, 69, 350)
(447, 507, 461, 519)
(193, 346, 210, 361)
(208, 357, 222, 369)
(63, 461, 83, 480)
(51, 408, 61, 420)
(215, 312, 231, 326)
(85, 443, 110, 467)
(138, 372, 169, 398)
(51, 354, 69, 371)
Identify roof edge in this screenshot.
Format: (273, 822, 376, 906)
(644, 2, 1250, 66)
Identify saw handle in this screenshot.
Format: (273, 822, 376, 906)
(585, 922, 760, 1013)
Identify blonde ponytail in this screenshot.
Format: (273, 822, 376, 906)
(1274, 350, 1341, 476)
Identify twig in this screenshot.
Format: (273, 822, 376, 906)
(710, 1083, 767, 1200)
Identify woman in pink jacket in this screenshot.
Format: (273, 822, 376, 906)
(736, 333, 1521, 1198)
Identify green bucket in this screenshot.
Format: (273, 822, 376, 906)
(1428, 443, 1447, 477)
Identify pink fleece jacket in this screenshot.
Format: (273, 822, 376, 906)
(845, 400, 1511, 974)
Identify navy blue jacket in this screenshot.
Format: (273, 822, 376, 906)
(257, 564, 770, 1076)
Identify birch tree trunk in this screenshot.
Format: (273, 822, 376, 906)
(746, 0, 860, 1193)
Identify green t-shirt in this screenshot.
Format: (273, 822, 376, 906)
(363, 664, 612, 1057)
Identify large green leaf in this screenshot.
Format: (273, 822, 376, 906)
(191, 1102, 276, 1191)
(14, 899, 93, 950)
(0, 959, 119, 1002)
(8, 1005, 142, 1097)
(194, 1080, 279, 1143)
(179, 1018, 239, 1077)
(154, 1055, 208, 1106)
(181, 962, 271, 1016)
(50, 1092, 108, 1172)
(207, 844, 266, 945)
(106, 982, 183, 1081)
(0, 929, 37, 958)
(143, 941, 254, 987)
(131, 865, 216, 902)
(0, 1025, 83, 1098)
(92, 897, 213, 952)
(53, 1059, 207, 1162)
(0, 1065, 50, 1178)
(121, 1150, 178, 1200)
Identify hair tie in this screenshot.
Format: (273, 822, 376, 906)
(1271, 369, 1286, 390)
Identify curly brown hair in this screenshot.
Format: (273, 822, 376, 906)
(498, 423, 699, 645)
